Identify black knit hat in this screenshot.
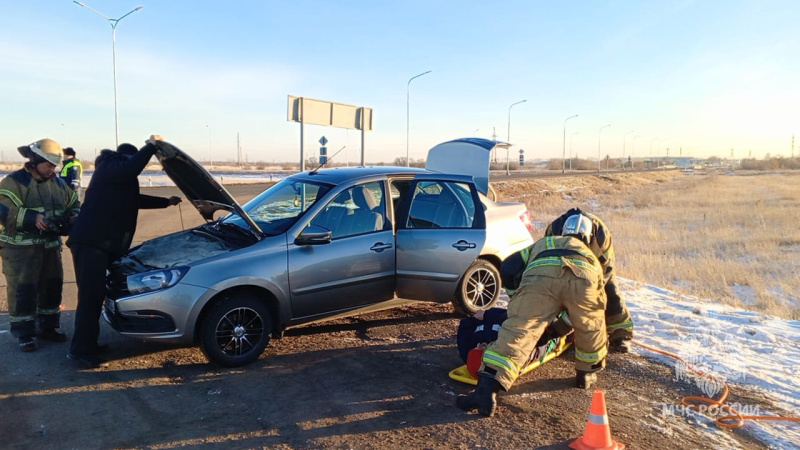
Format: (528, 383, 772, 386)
(117, 143, 138, 156)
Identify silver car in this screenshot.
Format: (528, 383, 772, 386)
(104, 138, 533, 366)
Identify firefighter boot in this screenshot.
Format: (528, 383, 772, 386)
(610, 338, 631, 353)
(457, 375, 501, 417)
(576, 370, 598, 389)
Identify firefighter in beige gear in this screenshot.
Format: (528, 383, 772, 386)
(545, 208, 633, 352)
(457, 213, 606, 417)
(503, 208, 634, 353)
(0, 138, 80, 352)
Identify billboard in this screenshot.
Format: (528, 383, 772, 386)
(287, 96, 373, 131)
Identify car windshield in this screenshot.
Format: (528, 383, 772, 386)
(222, 178, 332, 236)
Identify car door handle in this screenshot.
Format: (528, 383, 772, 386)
(452, 240, 477, 251)
(370, 242, 393, 253)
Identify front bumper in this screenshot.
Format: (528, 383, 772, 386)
(103, 299, 176, 333)
(102, 283, 212, 343)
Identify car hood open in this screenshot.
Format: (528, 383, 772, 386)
(425, 138, 509, 195)
(154, 141, 262, 235)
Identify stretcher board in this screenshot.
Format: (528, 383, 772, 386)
(448, 335, 573, 385)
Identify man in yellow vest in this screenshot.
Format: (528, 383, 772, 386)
(59, 147, 83, 197)
(457, 213, 607, 417)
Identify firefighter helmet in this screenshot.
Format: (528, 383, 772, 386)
(17, 138, 63, 166)
(562, 213, 593, 245)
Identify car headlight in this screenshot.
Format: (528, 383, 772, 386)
(127, 267, 189, 295)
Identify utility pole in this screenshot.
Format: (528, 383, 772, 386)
(597, 124, 611, 172)
(792, 135, 795, 158)
(562, 114, 578, 173)
(491, 127, 498, 162)
(623, 130, 634, 170)
(237, 133, 242, 167)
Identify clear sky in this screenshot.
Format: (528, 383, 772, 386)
(2, 0, 798, 164)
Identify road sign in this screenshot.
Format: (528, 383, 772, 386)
(519, 154, 525, 166)
(519, 149, 524, 154)
(319, 136, 328, 146)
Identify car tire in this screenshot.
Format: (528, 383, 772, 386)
(452, 259, 501, 316)
(200, 294, 272, 367)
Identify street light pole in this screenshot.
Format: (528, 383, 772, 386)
(74, 1, 143, 148)
(623, 130, 635, 170)
(598, 124, 611, 172)
(406, 70, 431, 167)
(631, 135, 641, 169)
(506, 100, 527, 175)
(562, 114, 578, 173)
(570, 132, 579, 170)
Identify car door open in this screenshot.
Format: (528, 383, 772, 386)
(395, 175, 486, 302)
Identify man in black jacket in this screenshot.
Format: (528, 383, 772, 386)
(67, 135, 181, 368)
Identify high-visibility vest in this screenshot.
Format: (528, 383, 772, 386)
(60, 158, 83, 179)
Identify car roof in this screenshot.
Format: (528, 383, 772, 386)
(289, 165, 429, 185)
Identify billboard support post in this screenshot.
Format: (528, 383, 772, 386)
(288, 96, 373, 170)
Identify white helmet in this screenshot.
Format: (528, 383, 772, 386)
(562, 213, 593, 244)
(18, 138, 63, 166)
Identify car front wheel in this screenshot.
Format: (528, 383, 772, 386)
(452, 259, 501, 315)
(200, 294, 272, 367)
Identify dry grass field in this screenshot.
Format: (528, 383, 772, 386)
(496, 170, 800, 319)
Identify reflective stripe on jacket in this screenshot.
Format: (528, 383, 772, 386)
(522, 236, 602, 280)
(0, 166, 80, 248)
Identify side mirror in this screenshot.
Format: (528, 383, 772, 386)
(294, 225, 332, 245)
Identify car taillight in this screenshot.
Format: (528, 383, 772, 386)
(519, 210, 533, 234)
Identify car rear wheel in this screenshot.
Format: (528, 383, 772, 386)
(452, 259, 501, 315)
(200, 294, 272, 367)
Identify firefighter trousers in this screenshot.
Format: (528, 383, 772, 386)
(483, 267, 607, 391)
(2, 244, 63, 338)
(605, 272, 633, 341)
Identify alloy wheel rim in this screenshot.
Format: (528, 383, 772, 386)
(215, 306, 264, 357)
(465, 267, 498, 309)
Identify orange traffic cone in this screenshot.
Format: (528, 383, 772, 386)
(569, 389, 625, 450)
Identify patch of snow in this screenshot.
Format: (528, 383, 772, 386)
(768, 286, 800, 310)
(621, 277, 800, 447)
(730, 283, 758, 306)
(502, 276, 800, 447)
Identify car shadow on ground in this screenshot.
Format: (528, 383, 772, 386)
(284, 309, 459, 338)
(2, 333, 501, 448)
